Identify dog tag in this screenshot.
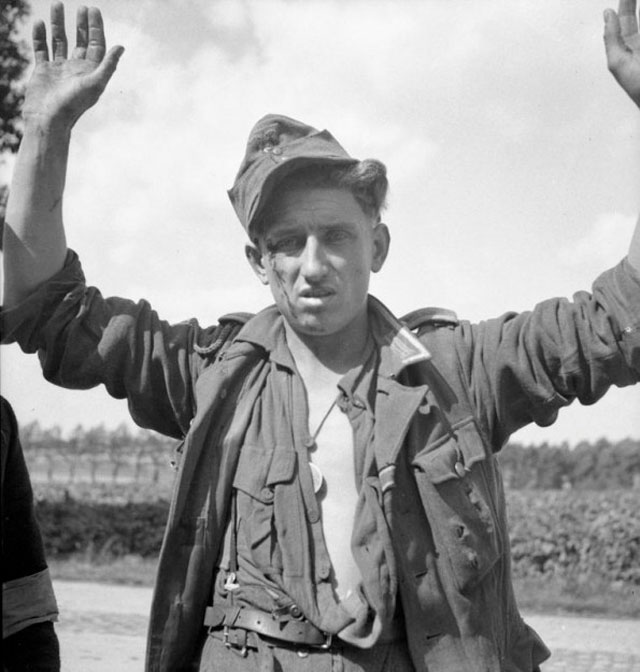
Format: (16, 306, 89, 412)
(454, 461, 467, 478)
(309, 463, 324, 494)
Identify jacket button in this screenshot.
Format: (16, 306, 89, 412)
(288, 604, 303, 619)
(261, 488, 274, 501)
(456, 525, 465, 538)
(317, 563, 331, 580)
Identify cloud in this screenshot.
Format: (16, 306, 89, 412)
(556, 212, 636, 270)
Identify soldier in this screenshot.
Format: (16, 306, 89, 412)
(2, 2, 639, 670)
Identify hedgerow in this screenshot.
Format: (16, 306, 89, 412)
(35, 495, 169, 558)
(507, 489, 640, 585)
(33, 486, 640, 586)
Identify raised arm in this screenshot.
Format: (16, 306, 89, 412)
(2, 2, 123, 307)
(604, 0, 640, 271)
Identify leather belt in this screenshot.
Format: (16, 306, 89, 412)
(204, 605, 332, 649)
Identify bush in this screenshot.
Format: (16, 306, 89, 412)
(34, 485, 640, 588)
(506, 489, 640, 585)
(36, 495, 169, 558)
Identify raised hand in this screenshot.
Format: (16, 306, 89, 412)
(604, 0, 640, 107)
(23, 2, 124, 131)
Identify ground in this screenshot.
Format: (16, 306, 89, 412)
(52, 580, 640, 671)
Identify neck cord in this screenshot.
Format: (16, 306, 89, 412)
(311, 396, 339, 444)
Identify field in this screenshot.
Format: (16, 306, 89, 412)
(32, 482, 640, 618)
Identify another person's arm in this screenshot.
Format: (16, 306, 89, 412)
(2, 2, 123, 307)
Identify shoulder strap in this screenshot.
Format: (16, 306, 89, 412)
(402, 306, 472, 430)
(401, 306, 458, 332)
(193, 312, 255, 358)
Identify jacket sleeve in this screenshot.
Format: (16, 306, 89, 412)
(455, 259, 640, 449)
(1, 250, 209, 439)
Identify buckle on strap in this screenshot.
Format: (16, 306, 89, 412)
(223, 625, 248, 658)
(318, 632, 333, 650)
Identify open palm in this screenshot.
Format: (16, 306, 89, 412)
(605, 0, 640, 107)
(23, 2, 124, 130)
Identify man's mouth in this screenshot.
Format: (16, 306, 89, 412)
(299, 287, 334, 299)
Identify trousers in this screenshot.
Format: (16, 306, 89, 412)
(198, 630, 416, 672)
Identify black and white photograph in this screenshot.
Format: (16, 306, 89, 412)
(1, 1, 639, 670)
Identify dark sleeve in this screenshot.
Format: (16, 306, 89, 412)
(3, 621, 60, 672)
(455, 259, 640, 448)
(0, 250, 212, 439)
(1, 397, 60, 670)
(1, 397, 48, 583)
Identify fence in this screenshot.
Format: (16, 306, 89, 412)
(25, 449, 177, 488)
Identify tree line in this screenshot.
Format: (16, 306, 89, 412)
(18, 421, 640, 490)
(497, 438, 640, 490)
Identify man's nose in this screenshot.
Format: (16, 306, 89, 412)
(300, 237, 329, 279)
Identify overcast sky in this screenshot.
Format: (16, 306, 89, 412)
(1, 0, 639, 444)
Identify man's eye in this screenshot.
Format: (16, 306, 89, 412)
(266, 237, 301, 254)
(325, 230, 351, 244)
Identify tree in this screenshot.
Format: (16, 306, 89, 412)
(1, 0, 31, 221)
(83, 424, 109, 484)
(108, 423, 132, 482)
(1, 0, 30, 153)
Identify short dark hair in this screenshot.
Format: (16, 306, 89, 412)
(253, 159, 388, 241)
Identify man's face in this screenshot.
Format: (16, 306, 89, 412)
(247, 185, 389, 338)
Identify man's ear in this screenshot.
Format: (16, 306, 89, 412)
(371, 222, 390, 273)
(245, 244, 269, 285)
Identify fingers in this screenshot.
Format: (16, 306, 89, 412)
(72, 6, 89, 59)
(604, 8, 630, 72)
(617, 0, 639, 37)
(50, 2, 68, 61)
(38, 4, 111, 63)
(32, 20, 49, 63)
(86, 7, 106, 63)
(32, 2, 123, 79)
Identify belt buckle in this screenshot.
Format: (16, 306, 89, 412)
(223, 625, 248, 658)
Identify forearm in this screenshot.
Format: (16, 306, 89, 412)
(2, 120, 71, 307)
(628, 212, 640, 272)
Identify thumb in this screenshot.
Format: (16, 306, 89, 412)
(603, 9, 628, 72)
(88, 45, 125, 90)
(99, 45, 126, 80)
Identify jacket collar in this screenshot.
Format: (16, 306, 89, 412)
(233, 296, 431, 378)
(232, 304, 294, 370)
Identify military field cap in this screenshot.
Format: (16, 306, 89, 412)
(228, 113, 358, 235)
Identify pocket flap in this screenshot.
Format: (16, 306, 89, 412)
(233, 443, 296, 498)
(266, 448, 296, 485)
(412, 420, 487, 484)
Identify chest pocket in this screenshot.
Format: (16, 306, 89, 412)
(412, 418, 503, 594)
(233, 443, 296, 573)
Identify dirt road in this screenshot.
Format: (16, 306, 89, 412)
(53, 580, 640, 671)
